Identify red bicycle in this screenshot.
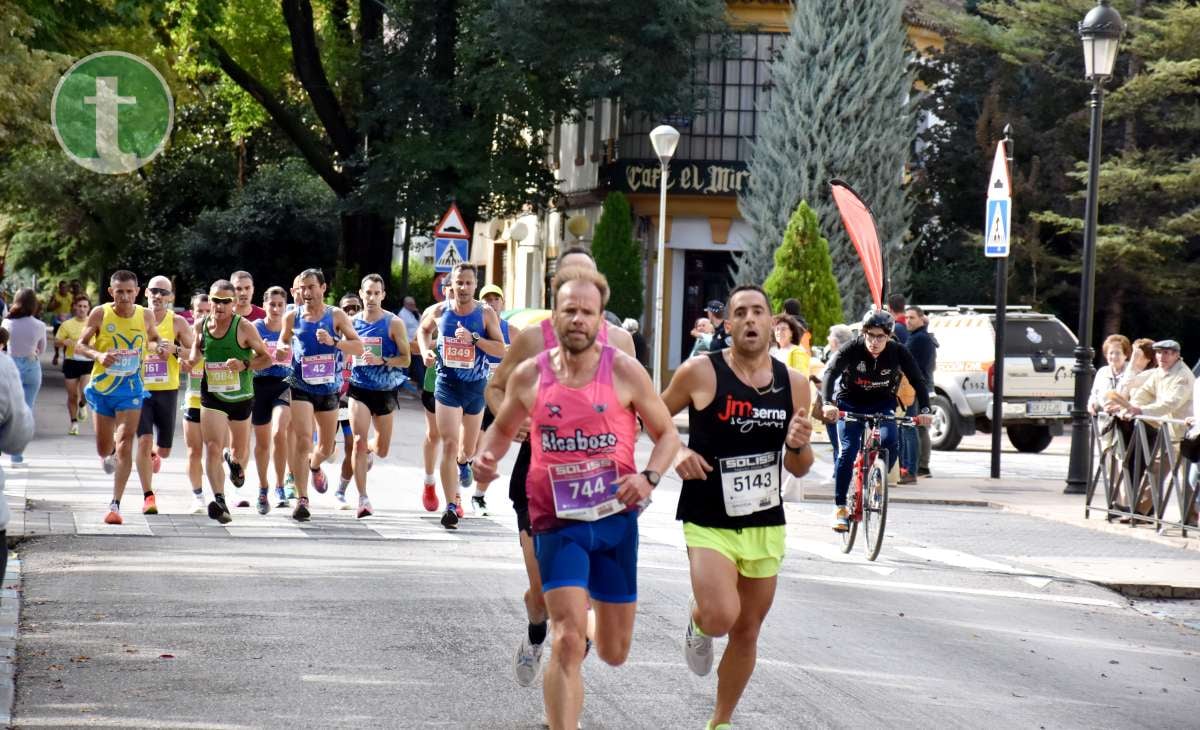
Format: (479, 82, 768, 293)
(838, 412, 914, 561)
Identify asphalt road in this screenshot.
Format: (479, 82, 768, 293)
(11, 385, 1198, 729)
(14, 500, 1199, 729)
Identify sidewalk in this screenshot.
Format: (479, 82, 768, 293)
(674, 411, 1200, 597)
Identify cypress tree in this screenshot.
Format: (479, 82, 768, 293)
(734, 1, 916, 319)
(763, 202, 844, 346)
(591, 191, 644, 320)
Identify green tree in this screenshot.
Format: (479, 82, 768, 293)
(736, 0, 916, 319)
(931, 0, 1200, 354)
(156, 0, 729, 291)
(180, 160, 339, 292)
(763, 202, 843, 346)
(590, 192, 643, 320)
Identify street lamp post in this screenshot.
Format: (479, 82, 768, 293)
(649, 125, 680, 393)
(1065, 0, 1124, 495)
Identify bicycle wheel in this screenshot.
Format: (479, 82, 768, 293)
(863, 456, 889, 561)
(839, 493, 858, 553)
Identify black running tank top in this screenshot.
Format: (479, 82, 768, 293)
(676, 351, 793, 529)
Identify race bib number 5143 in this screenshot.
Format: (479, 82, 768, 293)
(719, 451, 780, 517)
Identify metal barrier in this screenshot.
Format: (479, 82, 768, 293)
(1085, 414, 1197, 537)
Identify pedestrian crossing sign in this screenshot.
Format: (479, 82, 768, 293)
(434, 237, 469, 272)
(984, 198, 1010, 258)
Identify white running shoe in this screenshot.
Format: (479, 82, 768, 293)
(514, 634, 545, 687)
(684, 598, 713, 676)
(102, 455, 117, 474)
(68, 422, 80, 436)
(191, 493, 206, 515)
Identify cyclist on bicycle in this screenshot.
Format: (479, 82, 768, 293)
(821, 310, 932, 532)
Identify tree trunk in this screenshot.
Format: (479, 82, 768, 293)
(1102, 285, 1124, 338)
(399, 221, 412, 303)
(339, 210, 394, 287)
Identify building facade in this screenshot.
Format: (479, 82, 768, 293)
(473, 1, 948, 376)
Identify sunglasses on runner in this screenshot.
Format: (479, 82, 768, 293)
(148, 287, 172, 296)
(210, 296, 235, 305)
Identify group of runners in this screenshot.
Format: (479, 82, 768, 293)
(49, 246, 933, 729)
(59, 268, 411, 527)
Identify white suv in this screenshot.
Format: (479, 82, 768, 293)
(923, 306, 1076, 453)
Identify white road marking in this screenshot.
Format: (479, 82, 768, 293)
(780, 571, 1121, 608)
(787, 537, 896, 575)
(893, 546, 1054, 588)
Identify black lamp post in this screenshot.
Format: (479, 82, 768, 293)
(1065, 0, 1125, 495)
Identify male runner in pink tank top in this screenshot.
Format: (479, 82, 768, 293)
(475, 266, 679, 730)
(483, 247, 637, 690)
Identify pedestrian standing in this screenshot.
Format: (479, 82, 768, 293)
(817, 324, 854, 458)
(0, 349, 34, 588)
(704, 300, 731, 352)
(622, 318, 649, 368)
(904, 306, 937, 478)
(690, 318, 714, 358)
(2, 288, 47, 465)
(887, 293, 909, 345)
(398, 295, 424, 396)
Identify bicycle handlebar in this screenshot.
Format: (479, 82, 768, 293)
(838, 411, 918, 426)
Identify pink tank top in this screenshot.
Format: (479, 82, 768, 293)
(540, 317, 609, 349)
(527, 345, 638, 533)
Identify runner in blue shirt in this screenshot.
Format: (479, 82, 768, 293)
(346, 273, 410, 518)
(416, 262, 507, 529)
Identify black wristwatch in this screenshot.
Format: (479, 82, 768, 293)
(641, 470, 660, 487)
(470, 332, 481, 344)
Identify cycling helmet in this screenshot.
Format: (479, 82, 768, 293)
(860, 309, 895, 335)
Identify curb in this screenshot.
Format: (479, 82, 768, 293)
(0, 551, 20, 727)
(800, 492, 994, 508)
(1099, 583, 1200, 600)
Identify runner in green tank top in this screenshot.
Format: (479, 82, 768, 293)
(185, 279, 273, 523)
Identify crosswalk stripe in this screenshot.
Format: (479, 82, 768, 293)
(893, 546, 1054, 589)
(786, 537, 896, 576)
(780, 571, 1120, 608)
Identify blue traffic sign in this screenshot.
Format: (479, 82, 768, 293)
(434, 237, 469, 273)
(984, 198, 1010, 258)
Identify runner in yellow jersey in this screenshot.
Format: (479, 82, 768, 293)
(47, 280, 72, 365)
(54, 295, 93, 435)
(182, 293, 213, 514)
(74, 271, 162, 525)
(134, 276, 194, 515)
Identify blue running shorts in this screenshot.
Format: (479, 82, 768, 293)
(85, 386, 144, 418)
(534, 511, 639, 603)
(434, 375, 486, 416)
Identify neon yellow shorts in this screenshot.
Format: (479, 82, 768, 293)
(682, 523, 786, 579)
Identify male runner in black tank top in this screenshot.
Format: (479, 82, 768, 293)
(661, 285, 814, 730)
(484, 246, 637, 688)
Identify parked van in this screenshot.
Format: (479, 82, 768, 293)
(923, 306, 1076, 453)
